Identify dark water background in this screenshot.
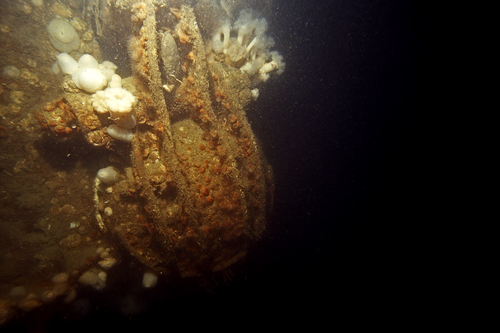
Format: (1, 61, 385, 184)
(247, 0, 421, 307)
(238, 0, 422, 322)
(3, 0, 423, 329)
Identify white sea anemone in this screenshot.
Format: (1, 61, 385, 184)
(211, 10, 284, 82)
(91, 84, 138, 130)
(47, 19, 80, 53)
(258, 51, 285, 82)
(108, 74, 122, 89)
(78, 54, 99, 69)
(143, 272, 158, 288)
(72, 68, 107, 93)
(251, 88, 259, 100)
(100, 61, 118, 81)
(78, 269, 107, 290)
(107, 124, 134, 142)
(97, 166, 120, 184)
(56, 52, 78, 75)
(212, 21, 231, 54)
(56, 53, 117, 93)
(2, 66, 20, 79)
(91, 87, 137, 117)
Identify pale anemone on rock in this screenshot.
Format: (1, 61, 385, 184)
(142, 272, 158, 288)
(56, 53, 78, 75)
(56, 53, 118, 93)
(77, 54, 100, 69)
(2, 66, 20, 79)
(91, 85, 138, 129)
(100, 62, 119, 82)
(72, 68, 107, 93)
(97, 166, 120, 184)
(78, 269, 107, 290)
(106, 124, 134, 142)
(47, 19, 80, 53)
(108, 74, 122, 89)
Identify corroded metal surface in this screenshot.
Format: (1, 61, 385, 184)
(0, 0, 275, 324)
(95, 3, 273, 277)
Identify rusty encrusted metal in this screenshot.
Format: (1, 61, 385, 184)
(96, 1, 273, 277)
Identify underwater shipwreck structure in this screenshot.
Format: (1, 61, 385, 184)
(0, 0, 284, 324)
